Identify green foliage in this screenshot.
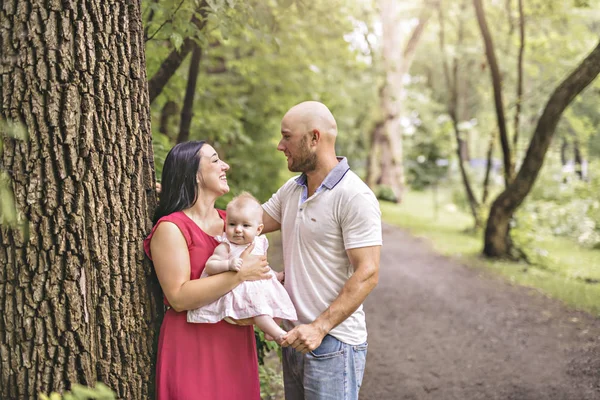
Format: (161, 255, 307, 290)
(374, 185, 397, 203)
(152, 132, 172, 181)
(259, 364, 284, 400)
(255, 328, 280, 366)
(512, 161, 600, 250)
(144, 0, 380, 203)
(406, 141, 450, 190)
(38, 383, 115, 400)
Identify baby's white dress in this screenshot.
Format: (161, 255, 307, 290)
(187, 235, 297, 323)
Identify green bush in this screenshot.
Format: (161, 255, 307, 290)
(516, 162, 600, 248)
(255, 328, 280, 366)
(374, 185, 398, 203)
(259, 364, 284, 400)
(39, 383, 115, 400)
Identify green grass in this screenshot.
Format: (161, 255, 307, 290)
(381, 190, 600, 316)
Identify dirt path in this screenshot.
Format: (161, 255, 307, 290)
(359, 223, 600, 400)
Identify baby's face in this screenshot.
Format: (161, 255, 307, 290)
(225, 204, 263, 245)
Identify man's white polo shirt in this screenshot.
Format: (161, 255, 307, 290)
(263, 157, 382, 345)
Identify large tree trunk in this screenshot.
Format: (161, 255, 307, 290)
(473, 0, 513, 186)
(378, 0, 432, 202)
(0, 1, 162, 398)
(484, 41, 600, 257)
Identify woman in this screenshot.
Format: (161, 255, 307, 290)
(144, 141, 270, 399)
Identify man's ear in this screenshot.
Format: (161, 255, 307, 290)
(311, 129, 320, 145)
(257, 223, 264, 235)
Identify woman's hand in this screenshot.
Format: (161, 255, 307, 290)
(237, 243, 270, 282)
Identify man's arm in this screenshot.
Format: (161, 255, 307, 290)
(281, 245, 380, 353)
(262, 210, 281, 234)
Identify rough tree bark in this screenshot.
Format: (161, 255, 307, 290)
(377, 0, 433, 202)
(473, 0, 513, 186)
(0, 1, 161, 398)
(484, 41, 600, 258)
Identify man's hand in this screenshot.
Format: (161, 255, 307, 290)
(280, 323, 327, 354)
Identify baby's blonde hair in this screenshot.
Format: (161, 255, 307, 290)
(226, 192, 263, 218)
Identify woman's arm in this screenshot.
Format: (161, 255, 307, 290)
(150, 222, 270, 312)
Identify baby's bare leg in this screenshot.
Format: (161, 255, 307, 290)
(254, 315, 286, 344)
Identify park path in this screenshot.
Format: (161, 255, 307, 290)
(358, 223, 600, 400)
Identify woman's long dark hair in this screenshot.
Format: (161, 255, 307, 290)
(152, 141, 205, 225)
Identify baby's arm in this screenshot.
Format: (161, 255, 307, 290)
(205, 243, 241, 275)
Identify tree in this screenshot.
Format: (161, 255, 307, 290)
(438, 0, 481, 227)
(473, 0, 513, 185)
(146, 1, 209, 104)
(374, 0, 434, 202)
(484, 41, 600, 257)
(0, 1, 161, 398)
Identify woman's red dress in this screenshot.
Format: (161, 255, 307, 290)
(144, 210, 260, 400)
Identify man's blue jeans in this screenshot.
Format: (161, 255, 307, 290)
(282, 334, 368, 400)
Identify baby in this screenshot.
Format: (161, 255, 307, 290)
(187, 192, 296, 343)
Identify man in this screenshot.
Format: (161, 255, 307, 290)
(262, 101, 382, 400)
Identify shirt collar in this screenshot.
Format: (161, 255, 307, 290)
(294, 157, 350, 190)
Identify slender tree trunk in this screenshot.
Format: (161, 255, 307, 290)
(473, 0, 513, 185)
(457, 61, 472, 162)
(482, 130, 497, 204)
(0, 1, 162, 398)
(484, 41, 600, 257)
(147, 3, 208, 104)
(143, 0, 159, 41)
(439, 0, 480, 227)
(560, 137, 569, 166)
(512, 0, 525, 151)
(505, 0, 514, 36)
(453, 120, 481, 226)
(160, 101, 180, 141)
(177, 43, 203, 143)
(574, 139, 583, 180)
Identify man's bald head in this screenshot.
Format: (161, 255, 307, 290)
(278, 101, 339, 173)
(282, 101, 338, 144)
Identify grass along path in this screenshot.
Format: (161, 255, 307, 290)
(381, 190, 600, 316)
